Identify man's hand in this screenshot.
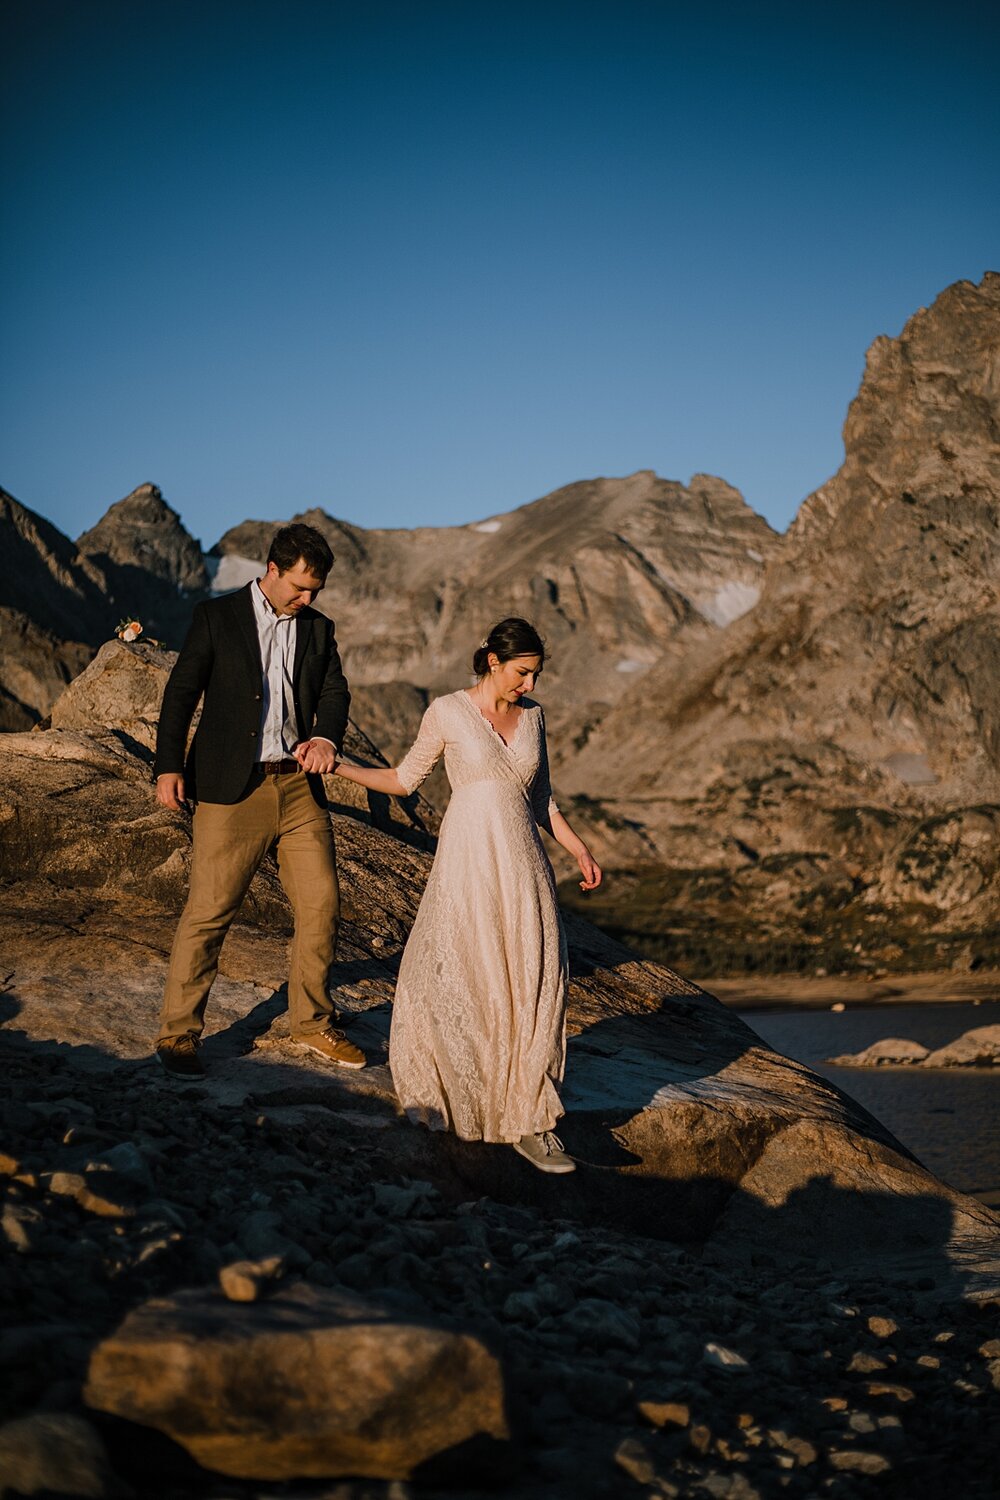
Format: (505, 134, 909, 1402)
(294, 739, 338, 775)
(156, 773, 189, 812)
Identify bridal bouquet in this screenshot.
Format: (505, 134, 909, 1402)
(116, 617, 166, 648)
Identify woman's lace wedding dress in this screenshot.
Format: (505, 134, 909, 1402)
(391, 690, 569, 1142)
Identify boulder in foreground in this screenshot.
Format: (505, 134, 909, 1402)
(0, 1412, 123, 1498)
(83, 1283, 508, 1480)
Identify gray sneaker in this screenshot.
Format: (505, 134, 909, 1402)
(512, 1131, 575, 1174)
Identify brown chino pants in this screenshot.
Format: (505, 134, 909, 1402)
(157, 770, 339, 1043)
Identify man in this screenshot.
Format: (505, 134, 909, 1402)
(153, 521, 364, 1078)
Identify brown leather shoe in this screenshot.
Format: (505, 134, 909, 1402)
(156, 1033, 205, 1079)
(294, 1027, 365, 1069)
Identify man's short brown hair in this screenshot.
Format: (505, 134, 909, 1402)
(267, 523, 334, 579)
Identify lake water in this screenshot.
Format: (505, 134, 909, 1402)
(737, 1002, 1000, 1200)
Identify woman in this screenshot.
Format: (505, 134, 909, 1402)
(334, 617, 601, 1173)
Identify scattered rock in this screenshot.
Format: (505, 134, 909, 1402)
(638, 1399, 690, 1429)
(46, 1170, 139, 1219)
(865, 1381, 915, 1402)
(867, 1314, 900, 1339)
(2, 1203, 43, 1254)
(688, 1422, 713, 1455)
(614, 1436, 678, 1495)
(773, 1432, 817, 1466)
(702, 1341, 750, 1371)
(847, 1351, 888, 1373)
(237, 1209, 308, 1269)
(566, 1299, 642, 1352)
(218, 1255, 285, 1302)
(828, 1448, 892, 1474)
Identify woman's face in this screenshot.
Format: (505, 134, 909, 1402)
(490, 653, 542, 701)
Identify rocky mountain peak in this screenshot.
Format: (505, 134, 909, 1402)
(0, 487, 115, 729)
(1, 487, 108, 607)
(559, 273, 1000, 977)
(77, 483, 208, 594)
(786, 271, 1000, 556)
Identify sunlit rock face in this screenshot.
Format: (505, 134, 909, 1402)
(559, 273, 1000, 976)
(0, 487, 112, 729)
(211, 469, 779, 755)
(0, 482, 208, 727)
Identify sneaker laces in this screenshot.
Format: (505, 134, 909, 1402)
(540, 1132, 565, 1156)
(175, 1034, 199, 1055)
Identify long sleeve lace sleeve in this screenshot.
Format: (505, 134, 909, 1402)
(530, 711, 559, 833)
(396, 700, 446, 794)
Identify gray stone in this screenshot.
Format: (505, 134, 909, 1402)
(2, 1203, 43, 1254)
(0, 1412, 123, 1498)
(237, 1210, 308, 1269)
(702, 1340, 750, 1371)
(829, 1448, 892, 1474)
(566, 1298, 642, 1351)
(613, 1437, 678, 1496)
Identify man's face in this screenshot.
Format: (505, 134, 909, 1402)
(261, 557, 326, 615)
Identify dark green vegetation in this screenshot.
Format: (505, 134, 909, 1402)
(559, 860, 1000, 978)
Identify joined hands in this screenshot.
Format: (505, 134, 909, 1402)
(293, 739, 338, 775)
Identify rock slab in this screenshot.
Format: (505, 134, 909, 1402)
(83, 1283, 509, 1480)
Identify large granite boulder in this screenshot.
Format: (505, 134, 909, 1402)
(83, 1284, 508, 1480)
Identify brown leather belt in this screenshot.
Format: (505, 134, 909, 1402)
(255, 759, 299, 776)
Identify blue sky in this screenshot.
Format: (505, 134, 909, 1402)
(2, 0, 997, 548)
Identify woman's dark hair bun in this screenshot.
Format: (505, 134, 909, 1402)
(472, 617, 546, 678)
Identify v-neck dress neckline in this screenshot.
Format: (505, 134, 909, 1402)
(462, 688, 527, 752)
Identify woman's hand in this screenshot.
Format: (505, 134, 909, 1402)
(577, 846, 602, 891)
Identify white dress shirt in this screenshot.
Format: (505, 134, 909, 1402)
(251, 581, 300, 761)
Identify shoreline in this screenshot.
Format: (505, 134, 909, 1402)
(702, 968, 1000, 1012)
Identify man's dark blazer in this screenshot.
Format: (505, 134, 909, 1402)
(154, 583, 351, 805)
